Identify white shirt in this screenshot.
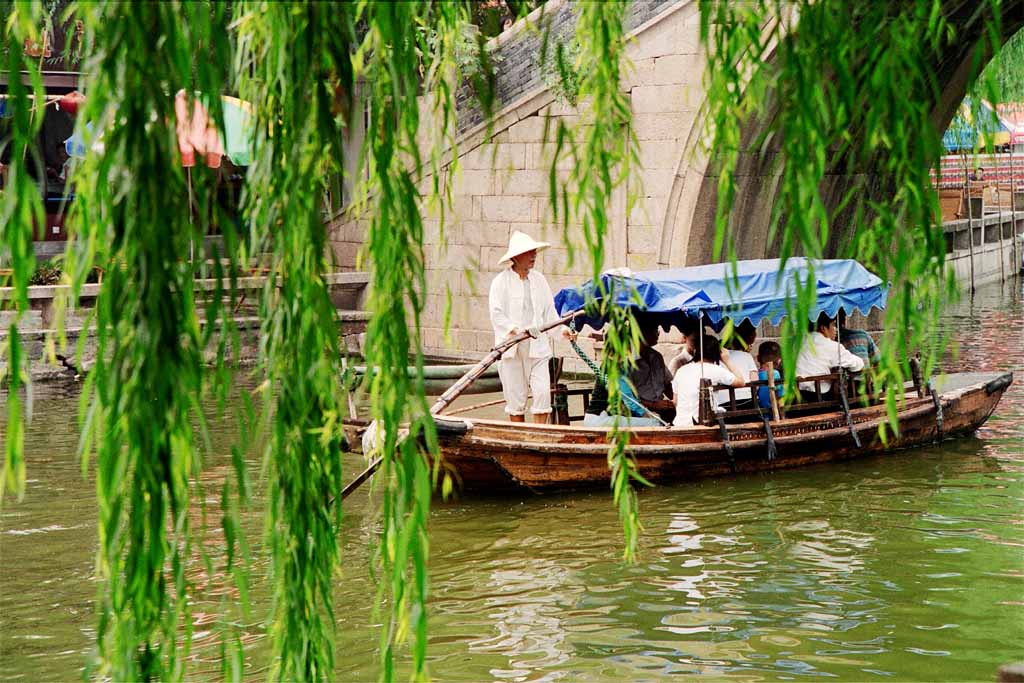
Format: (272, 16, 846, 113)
(795, 331, 865, 392)
(716, 349, 758, 404)
(672, 362, 739, 427)
(488, 268, 560, 359)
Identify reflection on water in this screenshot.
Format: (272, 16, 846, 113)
(2, 280, 1022, 682)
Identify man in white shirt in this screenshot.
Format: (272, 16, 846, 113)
(795, 312, 865, 399)
(488, 231, 569, 423)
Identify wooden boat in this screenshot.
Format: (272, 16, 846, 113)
(341, 259, 1013, 496)
(344, 370, 1012, 493)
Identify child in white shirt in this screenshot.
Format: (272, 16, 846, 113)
(672, 334, 746, 427)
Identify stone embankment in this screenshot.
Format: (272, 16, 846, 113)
(0, 272, 370, 381)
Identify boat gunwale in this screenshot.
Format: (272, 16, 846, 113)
(435, 371, 1012, 436)
(340, 371, 1012, 447)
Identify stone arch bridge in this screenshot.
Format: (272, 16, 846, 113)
(329, 0, 1024, 356)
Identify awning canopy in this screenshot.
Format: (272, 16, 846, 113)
(63, 91, 256, 168)
(996, 104, 1024, 144)
(553, 258, 888, 330)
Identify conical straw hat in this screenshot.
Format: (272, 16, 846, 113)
(497, 231, 551, 265)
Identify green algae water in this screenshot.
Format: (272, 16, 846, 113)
(2, 280, 1022, 682)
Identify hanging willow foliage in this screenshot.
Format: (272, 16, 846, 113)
(698, 0, 1006, 427)
(58, 2, 233, 680)
(232, 3, 358, 680)
(0, 3, 45, 507)
(4, 1, 1019, 681)
(354, 4, 466, 678)
(545, 0, 646, 560)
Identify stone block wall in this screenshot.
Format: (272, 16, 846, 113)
(328, 0, 710, 360)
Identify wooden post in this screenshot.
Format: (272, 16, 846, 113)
(767, 370, 781, 421)
(996, 159, 1006, 283)
(910, 355, 925, 399)
(698, 378, 713, 426)
(1011, 144, 1020, 276)
(965, 169, 977, 293)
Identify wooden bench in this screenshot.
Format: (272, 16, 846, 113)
(698, 367, 887, 426)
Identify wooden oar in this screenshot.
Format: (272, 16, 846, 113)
(339, 309, 584, 501)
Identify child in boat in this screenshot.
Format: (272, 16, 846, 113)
(756, 341, 783, 413)
(671, 334, 746, 427)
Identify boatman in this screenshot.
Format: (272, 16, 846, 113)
(489, 231, 571, 424)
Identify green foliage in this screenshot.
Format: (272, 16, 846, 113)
(1, 2, 45, 506)
(470, 0, 545, 38)
(540, 36, 585, 107)
(27, 257, 61, 285)
(61, 3, 234, 680)
(981, 27, 1024, 102)
(546, 1, 645, 561)
(425, 21, 502, 86)
(356, 4, 465, 678)
(698, 0, 1003, 427)
(232, 3, 356, 679)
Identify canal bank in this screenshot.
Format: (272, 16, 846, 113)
(942, 209, 1024, 289)
(0, 271, 371, 381)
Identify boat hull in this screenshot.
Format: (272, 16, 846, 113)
(344, 371, 1012, 494)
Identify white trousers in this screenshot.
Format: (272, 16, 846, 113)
(498, 342, 551, 415)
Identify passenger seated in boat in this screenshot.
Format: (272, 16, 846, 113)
(667, 317, 700, 375)
(630, 322, 675, 422)
(672, 335, 746, 427)
(716, 320, 759, 409)
(837, 310, 879, 365)
(756, 341, 783, 414)
(583, 336, 664, 428)
(581, 377, 664, 427)
(795, 313, 864, 402)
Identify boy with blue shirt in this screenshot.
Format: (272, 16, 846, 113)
(756, 341, 783, 413)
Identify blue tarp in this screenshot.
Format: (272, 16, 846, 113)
(553, 258, 888, 330)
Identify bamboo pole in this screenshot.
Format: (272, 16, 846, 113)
(997, 156, 1005, 283)
(1011, 144, 1020, 276)
(339, 309, 584, 501)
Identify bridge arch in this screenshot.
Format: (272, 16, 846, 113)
(659, 2, 1024, 266)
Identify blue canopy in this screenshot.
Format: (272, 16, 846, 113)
(553, 258, 888, 329)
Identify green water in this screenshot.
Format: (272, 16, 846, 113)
(2, 281, 1022, 682)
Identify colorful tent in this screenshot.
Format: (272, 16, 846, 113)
(996, 103, 1024, 146)
(65, 91, 255, 167)
(942, 99, 1011, 152)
